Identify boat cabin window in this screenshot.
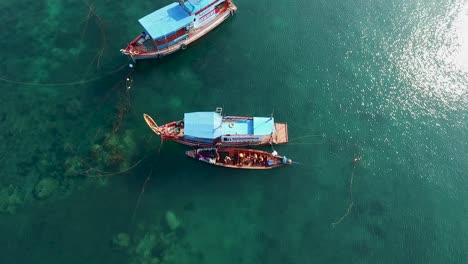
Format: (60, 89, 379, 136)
(165, 31, 177, 38)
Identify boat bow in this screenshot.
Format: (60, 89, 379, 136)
(143, 114, 161, 136)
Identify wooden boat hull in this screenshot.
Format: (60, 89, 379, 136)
(143, 113, 288, 148)
(185, 148, 292, 169)
(121, 1, 237, 61)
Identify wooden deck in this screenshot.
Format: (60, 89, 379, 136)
(258, 123, 288, 145)
(274, 123, 289, 144)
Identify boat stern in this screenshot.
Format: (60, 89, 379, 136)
(228, 0, 238, 13)
(273, 123, 288, 144)
(280, 155, 293, 166)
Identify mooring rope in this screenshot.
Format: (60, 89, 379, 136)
(332, 157, 360, 226)
(0, 61, 130, 87)
(79, 150, 156, 178)
(0, 76, 104, 86)
(288, 134, 325, 142)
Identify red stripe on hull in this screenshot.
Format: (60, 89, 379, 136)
(195, 0, 220, 15)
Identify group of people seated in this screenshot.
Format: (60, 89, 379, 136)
(223, 152, 270, 166)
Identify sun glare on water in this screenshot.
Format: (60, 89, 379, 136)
(450, 2, 468, 73)
(392, 1, 468, 114)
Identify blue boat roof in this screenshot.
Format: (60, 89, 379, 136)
(253, 117, 275, 135)
(139, 2, 193, 39)
(183, 0, 219, 14)
(222, 119, 252, 135)
(184, 112, 223, 139)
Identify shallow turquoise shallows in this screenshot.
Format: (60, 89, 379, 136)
(0, 0, 467, 263)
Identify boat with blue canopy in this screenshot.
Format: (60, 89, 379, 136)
(143, 107, 289, 148)
(120, 0, 237, 60)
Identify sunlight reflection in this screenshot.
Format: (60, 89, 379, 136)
(450, 2, 468, 72)
(392, 1, 468, 112)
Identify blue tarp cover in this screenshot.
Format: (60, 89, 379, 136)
(221, 120, 252, 135)
(253, 117, 275, 136)
(139, 2, 193, 39)
(184, 112, 223, 139)
(183, 0, 220, 14)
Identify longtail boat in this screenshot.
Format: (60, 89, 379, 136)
(143, 107, 288, 148)
(185, 148, 292, 169)
(120, 0, 237, 61)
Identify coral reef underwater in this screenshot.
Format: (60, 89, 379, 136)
(111, 211, 203, 264)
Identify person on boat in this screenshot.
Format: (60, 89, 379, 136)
(141, 31, 150, 40)
(244, 154, 251, 165)
(249, 155, 255, 166)
(224, 156, 231, 164)
(239, 153, 244, 165)
(176, 120, 184, 128)
(272, 150, 278, 157)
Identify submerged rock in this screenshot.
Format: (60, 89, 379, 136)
(112, 232, 130, 248)
(135, 233, 157, 259)
(165, 211, 181, 231)
(65, 99, 83, 118)
(0, 185, 23, 214)
(33, 177, 59, 200)
(63, 142, 75, 154)
(64, 157, 86, 177)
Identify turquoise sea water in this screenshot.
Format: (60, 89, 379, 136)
(1, 0, 467, 263)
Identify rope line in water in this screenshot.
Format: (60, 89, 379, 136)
(79, 151, 155, 178)
(288, 134, 324, 142)
(131, 168, 153, 227)
(0, 76, 104, 86)
(1, 1, 132, 88)
(131, 148, 158, 233)
(332, 158, 360, 226)
(0, 61, 130, 87)
(287, 142, 331, 145)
